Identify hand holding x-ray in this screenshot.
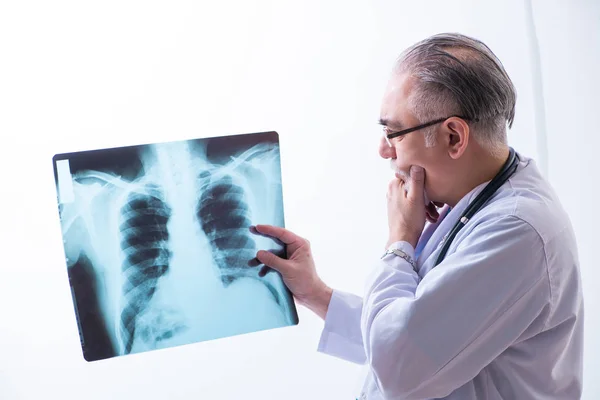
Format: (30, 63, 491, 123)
(252, 224, 333, 320)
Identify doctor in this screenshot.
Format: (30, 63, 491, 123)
(253, 33, 584, 399)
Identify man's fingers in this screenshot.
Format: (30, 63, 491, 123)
(409, 165, 425, 186)
(426, 202, 439, 219)
(256, 249, 291, 273)
(388, 177, 399, 196)
(258, 266, 273, 277)
(407, 165, 425, 202)
(426, 203, 439, 223)
(253, 224, 302, 245)
(389, 175, 404, 195)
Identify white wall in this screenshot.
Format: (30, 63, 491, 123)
(532, 1, 600, 399)
(0, 0, 595, 398)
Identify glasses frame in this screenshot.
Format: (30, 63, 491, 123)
(383, 114, 474, 147)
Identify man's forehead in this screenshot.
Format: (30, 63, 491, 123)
(385, 72, 415, 98)
(380, 73, 414, 127)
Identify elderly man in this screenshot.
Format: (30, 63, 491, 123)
(253, 33, 584, 399)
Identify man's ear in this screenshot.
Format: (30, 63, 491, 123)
(443, 117, 469, 159)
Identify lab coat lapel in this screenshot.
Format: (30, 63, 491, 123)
(415, 205, 453, 270)
(416, 183, 488, 276)
(414, 205, 449, 260)
(417, 205, 465, 277)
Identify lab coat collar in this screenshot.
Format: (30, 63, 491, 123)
(415, 179, 493, 275)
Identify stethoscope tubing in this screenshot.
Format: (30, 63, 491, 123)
(434, 147, 520, 267)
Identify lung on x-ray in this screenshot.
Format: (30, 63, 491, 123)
(52, 131, 299, 362)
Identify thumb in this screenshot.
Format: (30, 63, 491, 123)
(408, 165, 425, 201)
(256, 250, 290, 273)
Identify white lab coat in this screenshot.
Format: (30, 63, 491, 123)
(317, 152, 584, 399)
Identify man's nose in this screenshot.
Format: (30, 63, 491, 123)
(378, 137, 396, 159)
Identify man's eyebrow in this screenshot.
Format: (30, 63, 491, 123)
(378, 118, 404, 129)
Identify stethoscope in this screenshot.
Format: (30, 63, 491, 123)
(434, 146, 520, 266)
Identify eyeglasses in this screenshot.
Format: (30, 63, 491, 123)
(382, 114, 474, 147)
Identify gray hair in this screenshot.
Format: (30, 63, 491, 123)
(394, 32, 517, 156)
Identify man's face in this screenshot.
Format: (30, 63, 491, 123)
(378, 73, 449, 204)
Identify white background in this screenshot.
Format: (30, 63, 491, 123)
(0, 0, 598, 399)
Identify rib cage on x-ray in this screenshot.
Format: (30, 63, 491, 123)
(53, 132, 297, 361)
(118, 183, 174, 354)
(196, 172, 281, 303)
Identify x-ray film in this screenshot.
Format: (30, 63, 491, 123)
(52, 131, 299, 362)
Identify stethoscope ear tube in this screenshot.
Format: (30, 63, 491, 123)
(434, 147, 519, 267)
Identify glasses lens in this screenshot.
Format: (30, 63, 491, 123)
(383, 128, 392, 147)
(386, 137, 392, 147)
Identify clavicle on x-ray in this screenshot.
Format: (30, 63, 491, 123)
(52, 131, 298, 362)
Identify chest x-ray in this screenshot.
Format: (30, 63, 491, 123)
(52, 131, 298, 362)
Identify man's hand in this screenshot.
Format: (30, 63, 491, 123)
(387, 165, 428, 249)
(251, 225, 332, 320)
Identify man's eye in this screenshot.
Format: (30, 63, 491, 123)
(385, 128, 402, 138)
(383, 127, 395, 135)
